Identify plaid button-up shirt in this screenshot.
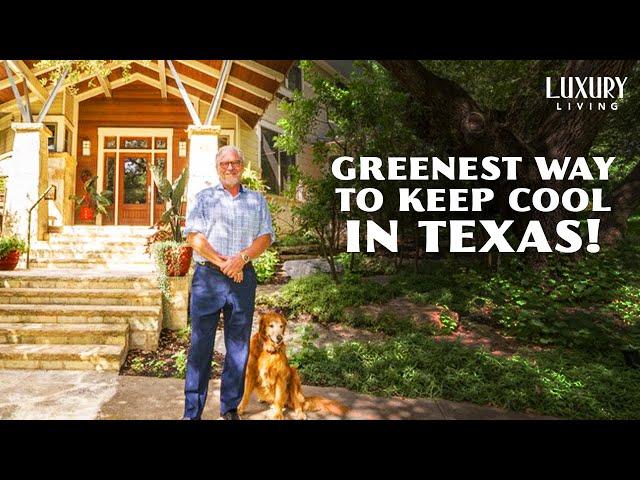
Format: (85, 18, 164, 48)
(183, 183, 275, 262)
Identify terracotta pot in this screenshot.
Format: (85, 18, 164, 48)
(165, 245, 193, 276)
(79, 205, 95, 221)
(0, 250, 21, 271)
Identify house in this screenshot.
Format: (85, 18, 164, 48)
(0, 59, 350, 371)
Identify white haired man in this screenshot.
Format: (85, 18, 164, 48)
(182, 145, 275, 420)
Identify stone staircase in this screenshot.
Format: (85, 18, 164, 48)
(0, 226, 163, 371)
(28, 226, 155, 271)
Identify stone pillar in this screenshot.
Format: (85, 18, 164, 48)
(48, 152, 77, 227)
(4, 123, 51, 241)
(162, 275, 191, 330)
(186, 125, 221, 217)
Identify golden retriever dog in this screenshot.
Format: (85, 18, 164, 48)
(237, 311, 348, 420)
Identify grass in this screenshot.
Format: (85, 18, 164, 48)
(275, 213, 640, 419)
(291, 333, 640, 419)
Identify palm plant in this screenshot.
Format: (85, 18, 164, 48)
(150, 165, 188, 242)
(69, 175, 112, 217)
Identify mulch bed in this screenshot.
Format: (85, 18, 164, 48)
(120, 329, 224, 379)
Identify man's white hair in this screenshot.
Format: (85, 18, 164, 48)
(216, 145, 244, 165)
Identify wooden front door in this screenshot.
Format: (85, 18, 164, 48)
(118, 154, 151, 225)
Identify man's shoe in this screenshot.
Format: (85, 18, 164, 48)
(220, 409, 241, 420)
(181, 416, 200, 420)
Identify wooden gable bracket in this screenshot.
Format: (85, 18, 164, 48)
(175, 60, 273, 101)
(138, 61, 263, 116)
(3, 60, 31, 122)
(204, 60, 232, 126)
(6, 60, 48, 103)
(166, 60, 202, 126)
(2, 60, 69, 124)
(97, 74, 112, 98)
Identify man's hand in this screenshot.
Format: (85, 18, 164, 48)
(232, 270, 243, 283)
(221, 255, 246, 277)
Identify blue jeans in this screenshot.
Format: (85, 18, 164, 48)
(183, 263, 257, 419)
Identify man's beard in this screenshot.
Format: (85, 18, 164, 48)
(221, 175, 240, 187)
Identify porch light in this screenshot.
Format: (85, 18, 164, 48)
(178, 141, 187, 157)
(82, 140, 91, 156)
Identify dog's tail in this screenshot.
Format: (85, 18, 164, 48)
(303, 396, 348, 417)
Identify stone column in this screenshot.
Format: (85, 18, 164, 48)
(4, 123, 51, 241)
(186, 125, 221, 217)
(48, 152, 77, 227)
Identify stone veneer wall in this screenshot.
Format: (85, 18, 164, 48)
(48, 152, 77, 227)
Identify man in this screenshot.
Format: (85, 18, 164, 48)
(182, 145, 275, 420)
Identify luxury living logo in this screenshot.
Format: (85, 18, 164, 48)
(545, 76, 628, 111)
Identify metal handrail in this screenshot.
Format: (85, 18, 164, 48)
(26, 185, 56, 270)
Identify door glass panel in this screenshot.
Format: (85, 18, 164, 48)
(154, 155, 167, 204)
(123, 157, 148, 204)
(104, 156, 115, 203)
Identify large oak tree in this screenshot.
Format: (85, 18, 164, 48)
(379, 60, 638, 265)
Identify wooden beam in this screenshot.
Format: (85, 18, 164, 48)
(0, 62, 67, 94)
(3, 61, 30, 122)
(74, 75, 131, 102)
(235, 60, 284, 82)
(6, 60, 48, 102)
(137, 61, 263, 116)
(205, 60, 232, 125)
(158, 60, 167, 99)
(133, 73, 202, 108)
(96, 74, 112, 98)
(176, 60, 273, 101)
(36, 66, 70, 123)
(166, 60, 201, 126)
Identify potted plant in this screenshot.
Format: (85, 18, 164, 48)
(69, 171, 112, 222)
(0, 235, 26, 270)
(149, 166, 191, 297)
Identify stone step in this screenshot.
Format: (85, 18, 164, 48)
(279, 253, 320, 261)
(27, 259, 155, 271)
(31, 245, 149, 255)
(0, 304, 160, 326)
(29, 251, 152, 262)
(0, 288, 162, 306)
(44, 237, 149, 245)
(0, 323, 129, 346)
(56, 226, 156, 236)
(0, 271, 159, 289)
(275, 244, 321, 255)
(0, 343, 126, 371)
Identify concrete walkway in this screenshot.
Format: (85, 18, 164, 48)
(0, 370, 555, 420)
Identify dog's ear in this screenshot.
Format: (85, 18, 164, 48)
(258, 314, 267, 334)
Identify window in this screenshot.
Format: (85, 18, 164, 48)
(45, 123, 57, 152)
(260, 127, 295, 195)
(285, 62, 302, 92)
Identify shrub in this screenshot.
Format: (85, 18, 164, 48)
(0, 235, 26, 258)
(254, 249, 279, 283)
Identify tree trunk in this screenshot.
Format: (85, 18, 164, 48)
(591, 160, 640, 246)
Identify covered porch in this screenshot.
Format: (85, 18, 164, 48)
(0, 60, 293, 237)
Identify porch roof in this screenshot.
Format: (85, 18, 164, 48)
(0, 60, 294, 127)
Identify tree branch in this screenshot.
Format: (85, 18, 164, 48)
(378, 60, 490, 152)
(591, 159, 640, 245)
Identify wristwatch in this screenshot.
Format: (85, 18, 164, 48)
(240, 253, 251, 264)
